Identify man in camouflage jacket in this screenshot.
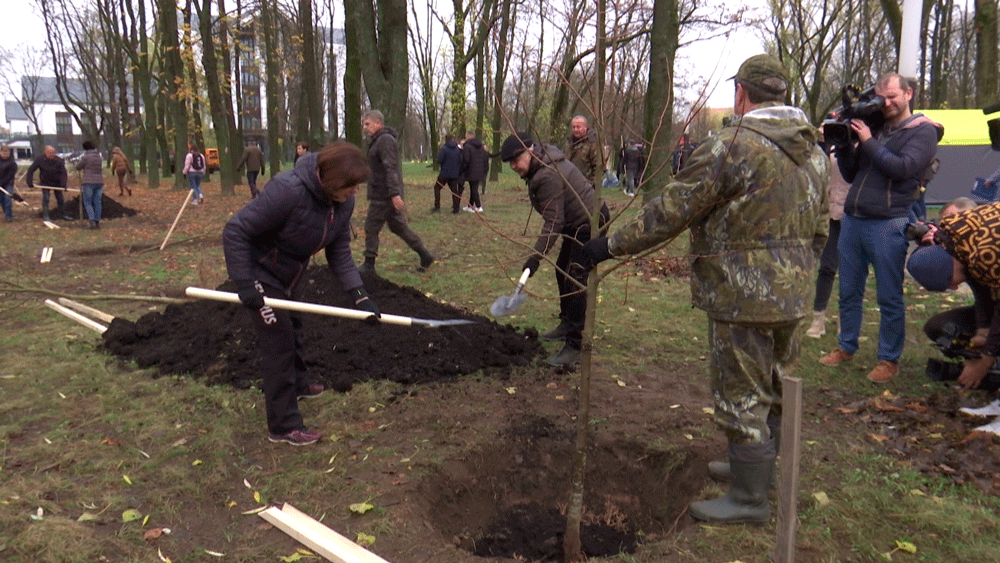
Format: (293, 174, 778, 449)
(577, 54, 829, 525)
(565, 115, 602, 188)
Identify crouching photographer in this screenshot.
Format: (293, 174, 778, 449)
(907, 201, 1000, 391)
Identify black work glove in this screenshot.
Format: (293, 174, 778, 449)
(523, 256, 541, 278)
(578, 236, 613, 271)
(236, 280, 265, 310)
(349, 287, 381, 325)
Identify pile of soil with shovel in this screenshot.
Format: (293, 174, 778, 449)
(101, 266, 545, 391)
(38, 194, 139, 221)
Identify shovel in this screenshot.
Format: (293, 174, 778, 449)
(185, 287, 476, 328)
(490, 269, 531, 317)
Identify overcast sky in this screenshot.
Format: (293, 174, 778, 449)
(1, 2, 763, 124)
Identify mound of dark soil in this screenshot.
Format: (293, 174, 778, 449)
(101, 267, 544, 391)
(41, 194, 139, 220)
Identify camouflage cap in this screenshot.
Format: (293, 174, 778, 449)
(731, 54, 788, 95)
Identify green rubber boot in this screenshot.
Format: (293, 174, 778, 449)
(689, 440, 774, 524)
(708, 414, 780, 484)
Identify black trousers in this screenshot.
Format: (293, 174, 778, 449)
(248, 282, 311, 434)
(556, 204, 610, 349)
(434, 175, 461, 211)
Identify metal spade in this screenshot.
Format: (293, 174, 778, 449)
(490, 269, 531, 317)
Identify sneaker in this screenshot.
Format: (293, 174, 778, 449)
(867, 360, 899, 382)
(475, 207, 483, 213)
(819, 347, 853, 367)
(189, 199, 198, 206)
(462, 206, 476, 213)
(973, 415, 1000, 436)
(297, 383, 325, 400)
(805, 312, 826, 338)
(540, 322, 570, 341)
(545, 343, 581, 367)
(960, 399, 1000, 417)
(268, 428, 321, 446)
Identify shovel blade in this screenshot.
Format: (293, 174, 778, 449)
(490, 291, 527, 317)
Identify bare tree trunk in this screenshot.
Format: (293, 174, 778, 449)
(642, 0, 678, 198)
(975, 0, 999, 107)
(299, 0, 324, 148)
(488, 0, 514, 181)
(261, 0, 283, 179)
(348, 0, 408, 130)
(343, 0, 362, 146)
(159, 0, 188, 188)
(197, 0, 235, 195)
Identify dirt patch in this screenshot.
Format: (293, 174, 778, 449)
(37, 194, 139, 220)
(838, 386, 1000, 496)
(101, 266, 545, 391)
(423, 415, 709, 561)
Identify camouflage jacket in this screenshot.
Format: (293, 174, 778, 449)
(607, 102, 830, 323)
(565, 132, 601, 187)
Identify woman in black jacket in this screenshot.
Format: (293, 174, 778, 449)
(223, 142, 380, 445)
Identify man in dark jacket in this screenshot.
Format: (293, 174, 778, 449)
(565, 115, 602, 188)
(0, 145, 18, 222)
(236, 140, 266, 198)
(461, 132, 490, 212)
(359, 110, 434, 274)
(223, 142, 380, 445)
(25, 145, 70, 221)
(819, 73, 943, 383)
(500, 132, 607, 367)
(617, 141, 645, 196)
(433, 134, 463, 213)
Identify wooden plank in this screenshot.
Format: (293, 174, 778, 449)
(57, 298, 116, 323)
(160, 190, 195, 250)
(44, 299, 108, 334)
(258, 504, 390, 563)
(773, 376, 803, 563)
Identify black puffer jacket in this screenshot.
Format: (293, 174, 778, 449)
(523, 145, 599, 255)
(0, 153, 16, 187)
(223, 152, 362, 295)
(366, 126, 404, 200)
(461, 137, 490, 183)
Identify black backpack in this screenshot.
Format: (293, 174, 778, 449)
(191, 152, 205, 171)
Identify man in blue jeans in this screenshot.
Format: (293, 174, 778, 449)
(819, 74, 942, 382)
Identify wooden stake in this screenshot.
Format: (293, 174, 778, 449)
(259, 503, 391, 563)
(773, 376, 803, 563)
(32, 185, 81, 192)
(160, 190, 196, 250)
(44, 299, 108, 334)
(57, 297, 116, 323)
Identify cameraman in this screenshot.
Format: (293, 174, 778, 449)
(907, 201, 1000, 391)
(819, 73, 943, 382)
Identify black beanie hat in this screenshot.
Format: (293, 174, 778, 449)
(500, 132, 533, 162)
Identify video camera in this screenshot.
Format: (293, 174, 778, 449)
(822, 85, 886, 148)
(904, 221, 933, 242)
(925, 321, 980, 383)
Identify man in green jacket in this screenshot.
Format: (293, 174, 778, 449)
(577, 54, 829, 524)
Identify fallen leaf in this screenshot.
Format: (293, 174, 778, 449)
(812, 491, 830, 507)
(78, 512, 99, 522)
(895, 540, 917, 554)
(192, 459, 203, 466)
(253, 491, 262, 504)
(356, 532, 376, 546)
(349, 502, 374, 515)
(157, 547, 172, 563)
(30, 507, 44, 521)
(122, 509, 142, 523)
(868, 433, 890, 443)
(615, 379, 626, 387)
(836, 407, 857, 414)
(242, 505, 268, 515)
(142, 514, 150, 526)
(102, 437, 121, 446)
(243, 478, 252, 489)
(122, 475, 133, 485)
(144, 528, 166, 541)
(278, 553, 304, 562)
(504, 386, 516, 395)
(204, 549, 225, 557)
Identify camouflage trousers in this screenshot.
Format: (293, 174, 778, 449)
(708, 318, 801, 445)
